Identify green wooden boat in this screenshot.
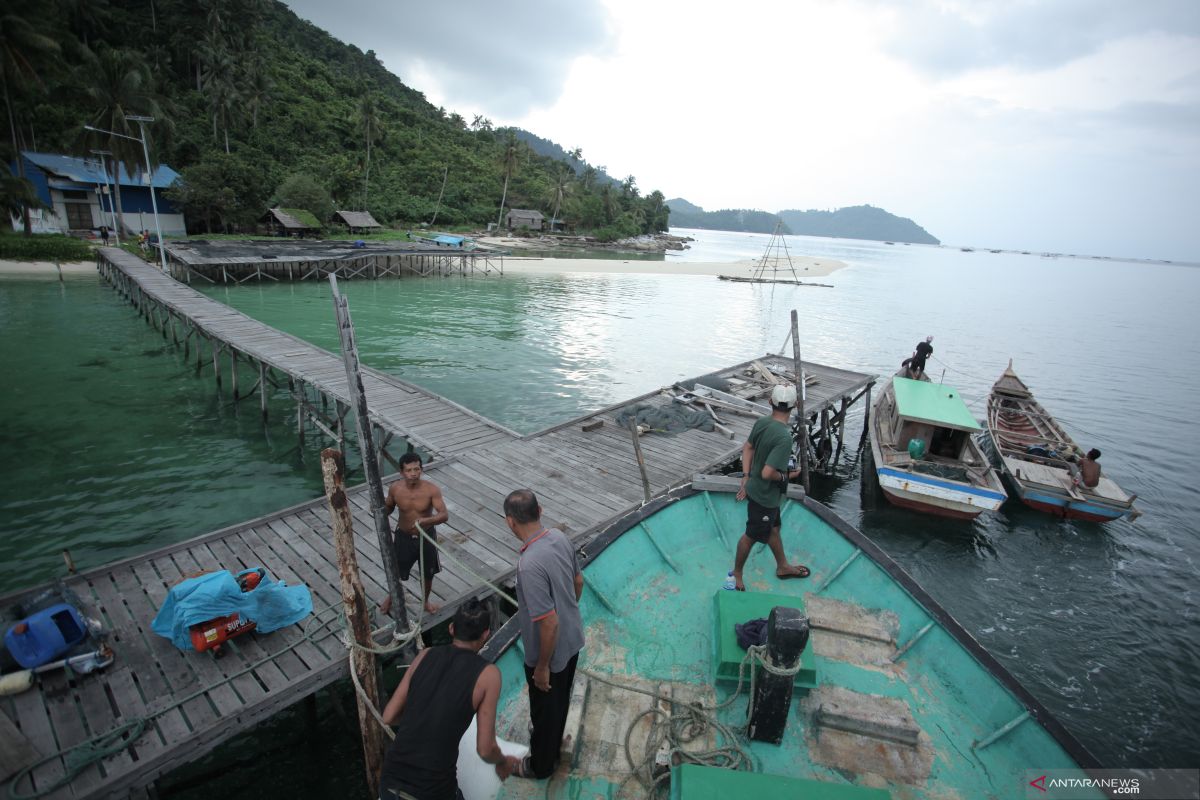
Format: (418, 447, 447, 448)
(481, 478, 1100, 799)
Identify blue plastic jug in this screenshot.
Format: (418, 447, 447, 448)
(4, 603, 88, 669)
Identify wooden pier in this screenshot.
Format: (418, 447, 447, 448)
(161, 239, 504, 285)
(0, 252, 875, 799)
(96, 248, 516, 463)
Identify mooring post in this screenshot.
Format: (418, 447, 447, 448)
(858, 383, 873, 454)
(320, 448, 385, 798)
(832, 397, 849, 471)
(790, 310, 811, 493)
(329, 275, 409, 633)
(628, 422, 652, 503)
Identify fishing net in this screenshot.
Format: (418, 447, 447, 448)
(614, 402, 715, 435)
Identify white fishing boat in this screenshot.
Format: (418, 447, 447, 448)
(870, 376, 1006, 518)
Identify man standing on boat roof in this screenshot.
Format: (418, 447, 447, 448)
(503, 489, 585, 780)
(907, 335, 934, 378)
(378, 597, 512, 799)
(383, 452, 449, 615)
(733, 384, 811, 591)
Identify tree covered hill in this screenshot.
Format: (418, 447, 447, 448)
(777, 206, 939, 244)
(3, 0, 668, 239)
(668, 199, 939, 244)
(664, 201, 788, 234)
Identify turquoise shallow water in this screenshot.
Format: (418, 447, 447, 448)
(2, 230, 1198, 793)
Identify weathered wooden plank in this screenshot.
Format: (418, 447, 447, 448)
(0, 708, 41, 784)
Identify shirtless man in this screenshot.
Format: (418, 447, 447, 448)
(382, 452, 448, 614)
(1076, 448, 1102, 489)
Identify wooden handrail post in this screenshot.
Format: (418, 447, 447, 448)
(320, 448, 385, 799)
(790, 310, 811, 493)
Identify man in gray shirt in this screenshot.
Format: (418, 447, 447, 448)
(503, 489, 584, 780)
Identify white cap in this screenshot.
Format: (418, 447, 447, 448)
(771, 384, 798, 409)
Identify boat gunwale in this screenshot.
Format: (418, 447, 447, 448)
(481, 482, 1102, 772)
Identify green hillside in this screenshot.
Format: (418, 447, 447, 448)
(664, 201, 788, 234)
(666, 199, 938, 244)
(3, 0, 667, 240)
(777, 206, 939, 244)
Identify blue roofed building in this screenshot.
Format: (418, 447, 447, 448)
(11, 151, 186, 237)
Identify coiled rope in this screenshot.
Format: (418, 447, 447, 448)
(581, 642, 803, 797)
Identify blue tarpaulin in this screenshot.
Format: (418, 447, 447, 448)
(151, 568, 313, 651)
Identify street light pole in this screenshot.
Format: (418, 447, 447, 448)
(126, 115, 167, 271)
(84, 118, 167, 270)
(89, 149, 119, 246)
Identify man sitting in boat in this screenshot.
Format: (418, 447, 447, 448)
(732, 384, 811, 590)
(1070, 448, 1103, 488)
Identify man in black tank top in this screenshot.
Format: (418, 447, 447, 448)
(379, 598, 512, 800)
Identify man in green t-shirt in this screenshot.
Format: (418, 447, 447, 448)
(732, 384, 811, 590)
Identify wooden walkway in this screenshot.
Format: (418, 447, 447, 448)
(0, 256, 875, 800)
(96, 248, 516, 460)
(162, 239, 504, 285)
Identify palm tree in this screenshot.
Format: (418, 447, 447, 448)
(198, 30, 238, 150)
(496, 131, 519, 230)
(242, 57, 272, 128)
(356, 91, 383, 210)
(549, 163, 573, 225)
(79, 46, 164, 234)
(0, 7, 59, 233)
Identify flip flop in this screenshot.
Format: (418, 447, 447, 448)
(777, 566, 811, 580)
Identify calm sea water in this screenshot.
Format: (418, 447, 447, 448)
(1, 230, 1197, 792)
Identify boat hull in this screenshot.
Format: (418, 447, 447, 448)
(1005, 476, 1128, 522)
(876, 465, 1005, 519)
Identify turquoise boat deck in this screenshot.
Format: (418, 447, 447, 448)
(483, 486, 1098, 799)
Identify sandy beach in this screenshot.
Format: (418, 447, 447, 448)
(0, 259, 95, 277)
(497, 254, 846, 278)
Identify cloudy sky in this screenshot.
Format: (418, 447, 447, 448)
(283, 0, 1199, 261)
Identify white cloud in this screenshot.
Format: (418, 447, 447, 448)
(283, 0, 1200, 261)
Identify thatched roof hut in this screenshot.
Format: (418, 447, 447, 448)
(261, 207, 320, 237)
(333, 210, 383, 232)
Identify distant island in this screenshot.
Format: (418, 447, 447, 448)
(667, 200, 940, 245)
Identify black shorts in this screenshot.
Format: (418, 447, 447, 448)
(745, 498, 781, 543)
(394, 526, 440, 581)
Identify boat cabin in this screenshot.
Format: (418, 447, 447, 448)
(887, 376, 981, 460)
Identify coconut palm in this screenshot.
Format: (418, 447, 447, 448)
(242, 57, 272, 128)
(496, 131, 520, 229)
(549, 162, 573, 225)
(0, 6, 60, 233)
(78, 46, 164, 234)
(356, 91, 383, 210)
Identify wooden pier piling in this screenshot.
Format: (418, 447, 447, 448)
(321, 448, 385, 799)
